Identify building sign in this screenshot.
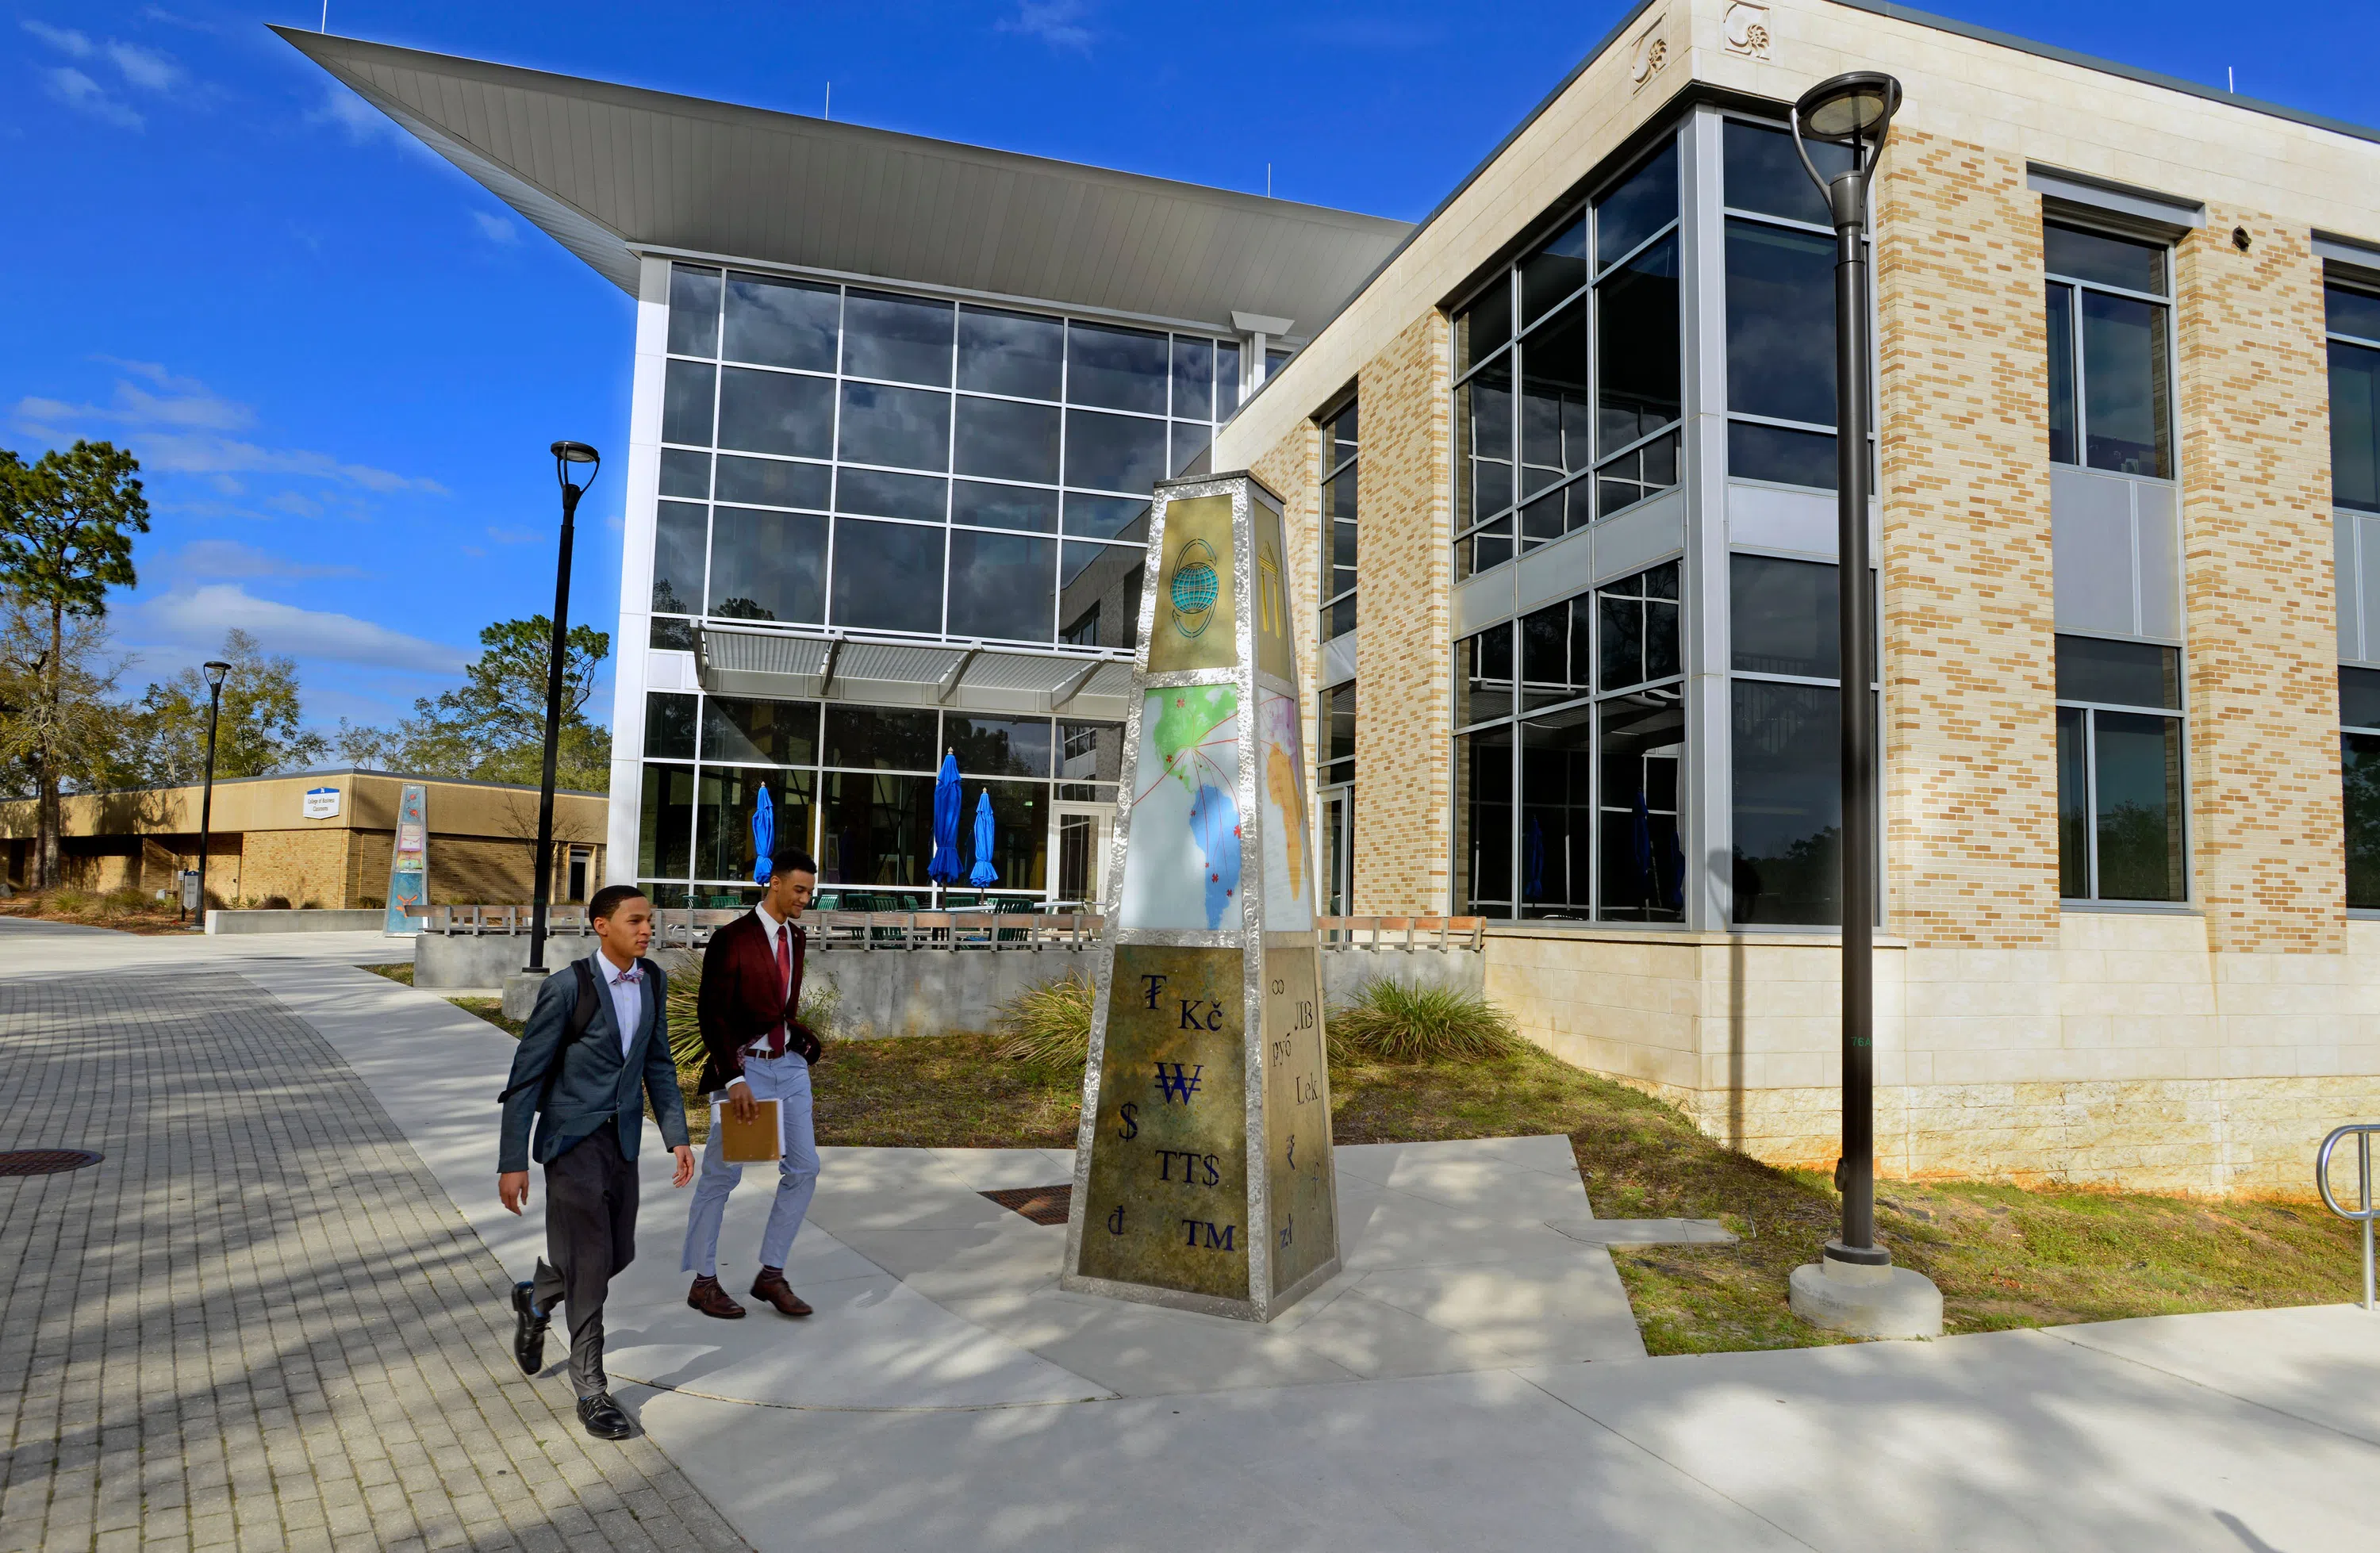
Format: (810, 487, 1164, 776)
(1062, 474, 1338, 1325)
(302, 786, 342, 820)
(385, 783, 428, 934)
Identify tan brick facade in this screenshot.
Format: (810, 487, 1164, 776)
(1207, 0, 2380, 1191)
(2175, 216, 2344, 953)
(1875, 132, 2063, 949)
(1352, 312, 1456, 915)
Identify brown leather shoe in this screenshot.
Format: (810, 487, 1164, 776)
(687, 1275, 747, 1319)
(750, 1267, 812, 1317)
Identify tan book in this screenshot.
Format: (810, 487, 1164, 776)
(711, 1098, 782, 1164)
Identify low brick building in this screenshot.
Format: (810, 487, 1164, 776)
(1, 770, 607, 910)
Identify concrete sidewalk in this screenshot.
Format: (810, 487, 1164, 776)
(255, 956, 2380, 1552)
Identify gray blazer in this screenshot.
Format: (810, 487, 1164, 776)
(497, 961, 691, 1174)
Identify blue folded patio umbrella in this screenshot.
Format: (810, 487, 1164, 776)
(967, 790, 1000, 888)
(750, 783, 776, 885)
(928, 752, 962, 885)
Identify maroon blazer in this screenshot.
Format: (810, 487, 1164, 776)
(694, 911, 817, 1094)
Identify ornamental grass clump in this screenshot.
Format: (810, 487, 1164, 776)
(992, 972, 1093, 1068)
(1327, 980, 1520, 1064)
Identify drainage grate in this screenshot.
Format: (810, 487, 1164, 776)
(0, 1149, 104, 1178)
(981, 1185, 1072, 1226)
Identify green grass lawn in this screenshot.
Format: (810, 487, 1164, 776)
(382, 961, 2368, 1354)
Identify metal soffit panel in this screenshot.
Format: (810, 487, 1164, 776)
(697, 625, 1127, 715)
(271, 28, 1408, 326)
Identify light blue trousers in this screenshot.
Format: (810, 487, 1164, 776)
(679, 1053, 819, 1278)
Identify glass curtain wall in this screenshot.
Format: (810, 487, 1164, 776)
(653, 263, 1238, 650)
(638, 695, 1124, 908)
(1453, 138, 1682, 578)
(1317, 401, 1358, 916)
(1454, 562, 1684, 919)
(2329, 280, 2380, 905)
(2053, 636, 2186, 902)
(2344, 668, 2380, 910)
(2045, 224, 2175, 478)
(1729, 555, 1847, 923)
(1721, 118, 1857, 489)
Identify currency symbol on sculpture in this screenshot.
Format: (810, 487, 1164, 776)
(1154, 1062, 1204, 1103)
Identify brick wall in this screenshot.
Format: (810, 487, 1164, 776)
(2175, 216, 2344, 953)
(1874, 131, 2062, 950)
(1352, 311, 1455, 915)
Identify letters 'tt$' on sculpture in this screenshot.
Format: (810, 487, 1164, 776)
(1061, 472, 1342, 1321)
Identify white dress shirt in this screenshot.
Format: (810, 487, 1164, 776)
(593, 949, 644, 1056)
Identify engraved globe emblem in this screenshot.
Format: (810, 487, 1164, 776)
(1169, 538, 1220, 638)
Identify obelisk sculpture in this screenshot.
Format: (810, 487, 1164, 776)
(1061, 472, 1341, 1321)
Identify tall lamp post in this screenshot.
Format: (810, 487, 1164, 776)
(191, 658, 231, 929)
(520, 442, 599, 995)
(1783, 71, 1940, 1337)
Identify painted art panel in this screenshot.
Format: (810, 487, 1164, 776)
(1075, 945, 1250, 1298)
(1118, 686, 1243, 930)
(1145, 495, 1238, 674)
(1253, 500, 1296, 684)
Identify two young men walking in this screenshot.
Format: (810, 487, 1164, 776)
(494, 846, 825, 1440)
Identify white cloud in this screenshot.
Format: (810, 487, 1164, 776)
(171, 539, 364, 581)
(484, 526, 541, 545)
(13, 365, 445, 496)
(308, 83, 405, 147)
(105, 40, 182, 93)
(47, 67, 144, 129)
(999, 0, 1093, 52)
(133, 585, 464, 674)
(472, 210, 518, 245)
(22, 19, 94, 56)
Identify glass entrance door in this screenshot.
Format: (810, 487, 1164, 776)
(1053, 804, 1112, 909)
(1321, 789, 1353, 916)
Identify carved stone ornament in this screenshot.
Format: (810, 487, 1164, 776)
(1627, 19, 1670, 86)
(1724, 1, 1772, 58)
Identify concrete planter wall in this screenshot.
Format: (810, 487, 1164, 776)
(205, 909, 392, 935)
(416, 931, 1485, 1034)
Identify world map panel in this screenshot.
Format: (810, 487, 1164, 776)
(1261, 945, 1336, 1295)
(1076, 944, 1250, 1298)
(1118, 686, 1244, 930)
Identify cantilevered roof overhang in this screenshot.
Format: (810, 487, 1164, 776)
(272, 26, 1410, 333)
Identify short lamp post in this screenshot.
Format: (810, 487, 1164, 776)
(524, 441, 599, 983)
(192, 658, 231, 928)
(1783, 71, 1940, 1338)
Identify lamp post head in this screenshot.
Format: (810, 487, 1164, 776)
(551, 440, 601, 498)
(202, 660, 232, 692)
(1795, 71, 1901, 143)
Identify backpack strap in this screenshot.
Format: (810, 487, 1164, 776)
(496, 957, 605, 1105)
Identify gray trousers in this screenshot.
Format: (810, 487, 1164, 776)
(531, 1126, 637, 1398)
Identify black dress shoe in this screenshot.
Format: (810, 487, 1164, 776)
(577, 1391, 633, 1440)
(512, 1281, 549, 1376)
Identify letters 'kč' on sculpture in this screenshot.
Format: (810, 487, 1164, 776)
(1061, 472, 1341, 1321)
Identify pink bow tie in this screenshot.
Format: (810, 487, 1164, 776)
(614, 967, 642, 984)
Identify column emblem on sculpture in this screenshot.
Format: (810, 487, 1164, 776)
(1061, 472, 1341, 1321)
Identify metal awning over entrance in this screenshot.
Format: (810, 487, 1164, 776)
(697, 626, 1134, 721)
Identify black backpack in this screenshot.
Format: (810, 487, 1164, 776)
(495, 956, 655, 1105)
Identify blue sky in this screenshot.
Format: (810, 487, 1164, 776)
(4, 1, 2373, 736)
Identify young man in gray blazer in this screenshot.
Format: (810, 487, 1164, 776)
(497, 884, 695, 1440)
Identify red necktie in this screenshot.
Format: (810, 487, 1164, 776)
(767, 924, 791, 1058)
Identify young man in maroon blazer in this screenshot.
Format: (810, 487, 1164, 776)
(681, 845, 823, 1318)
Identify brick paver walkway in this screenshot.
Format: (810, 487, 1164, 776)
(0, 971, 747, 1553)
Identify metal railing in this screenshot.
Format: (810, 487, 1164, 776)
(424, 903, 1490, 956)
(2317, 1123, 2378, 1313)
(1319, 915, 1488, 953)
(424, 904, 591, 938)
